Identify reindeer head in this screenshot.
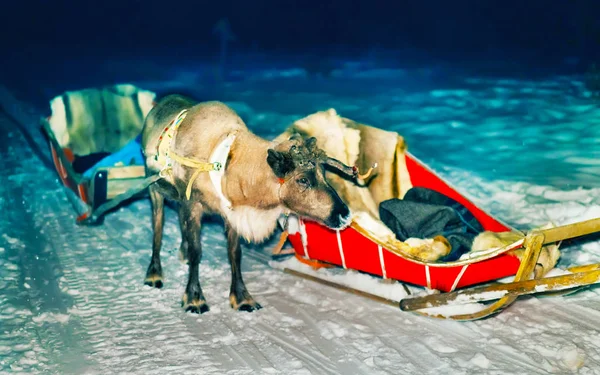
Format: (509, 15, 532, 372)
(267, 135, 355, 230)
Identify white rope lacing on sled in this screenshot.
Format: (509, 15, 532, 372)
(378, 244, 387, 279)
(336, 230, 347, 269)
(425, 265, 432, 289)
(450, 264, 469, 292)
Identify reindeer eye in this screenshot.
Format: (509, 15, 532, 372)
(297, 177, 310, 187)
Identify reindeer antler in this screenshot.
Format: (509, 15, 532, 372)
(285, 134, 378, 186)
(324, 157, 378, 187)
(324, 157, 355, 177)
(356, 163, 378, 180)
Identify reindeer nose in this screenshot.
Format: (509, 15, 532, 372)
(324, 208, 352, 230)
(338, 207, 352, 228)
(338, 211, 352, 228)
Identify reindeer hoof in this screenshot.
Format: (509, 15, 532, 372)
(184, 303, 210, 314)
(238, 302, 262, 312)
(182, 294, 209, 314)
(230, 295, 262, 312)
(144, 275, 163, 289)
(145, 260, 163, 288)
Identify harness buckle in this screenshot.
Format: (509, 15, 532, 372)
(159, 167, 172, 178)
(213, 162, 223, 171)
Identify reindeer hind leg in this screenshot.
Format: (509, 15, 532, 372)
(145, 184, 165, 288)
(180, 201, 209, 314)
(177, 203, 189, 264)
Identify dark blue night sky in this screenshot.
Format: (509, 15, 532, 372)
(2, 0, 600, 104)
(3, 0, 599, 64)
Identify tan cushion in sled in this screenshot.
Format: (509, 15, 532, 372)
(47, 84, 155, 156)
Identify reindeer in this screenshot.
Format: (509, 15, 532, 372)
(141, 95, 360, 313)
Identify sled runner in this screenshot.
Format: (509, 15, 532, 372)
(272, 108, 600, 321)
(41, 84, 157, 224)
(397, 218, 600, 320)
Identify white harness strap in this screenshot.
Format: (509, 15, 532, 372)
(154, 110, 238, 206)
(300, 219, 310, 259)
(209, 132, 238, 211)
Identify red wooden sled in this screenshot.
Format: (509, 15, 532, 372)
(285, 151, 523, 293)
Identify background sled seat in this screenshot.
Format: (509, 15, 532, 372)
(41, 84, 156, 222)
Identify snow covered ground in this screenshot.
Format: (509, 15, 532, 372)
(2, 57, 600, 374)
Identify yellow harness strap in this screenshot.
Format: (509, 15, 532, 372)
(155, 109, 224, 200)
(170, 151, 223, 200)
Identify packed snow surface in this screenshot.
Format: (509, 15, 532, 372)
(1, 60, 600, 374)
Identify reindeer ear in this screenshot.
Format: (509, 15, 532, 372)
(267, 149, 295, 178)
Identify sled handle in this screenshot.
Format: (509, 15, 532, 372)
(540, 217, 600, 245)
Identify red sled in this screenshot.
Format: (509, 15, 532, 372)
(273, 110, 599, 321)
(285, 152, 523, 293)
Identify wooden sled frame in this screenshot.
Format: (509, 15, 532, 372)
(280, 217, 600, 321)
(399, 217, 600, 320)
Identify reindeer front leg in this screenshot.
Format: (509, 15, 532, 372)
(225, 223, 263, 312)
(180, 201, 209, 314)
